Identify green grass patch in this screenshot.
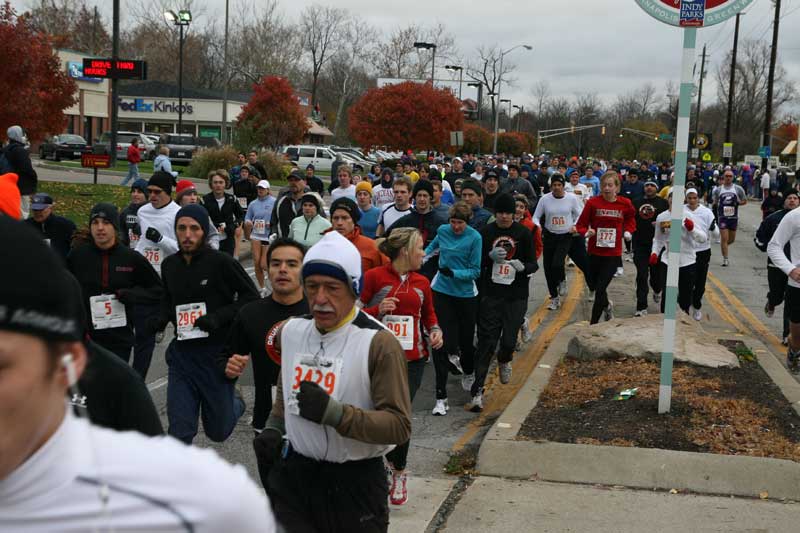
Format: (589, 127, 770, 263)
(443, 451, 477, 476)
(37, 182, 135, 226)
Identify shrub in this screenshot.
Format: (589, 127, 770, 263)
(186, 146, 239, 180)
(256, 150, 292, 182)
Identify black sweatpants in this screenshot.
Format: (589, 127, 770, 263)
(633, 244, 662, 311)
(542, 230, 591, 298)
(692, 248, 711, 310)
(251, 344, 280, 431)
(471, 296, 527, 396)
(385, 358, 426, 471)
(432, 291, 477, 399)
(586, 255, 619, 324)
(768, 265, 791, 338)
(268, 453, 388, 533)
(659, 263, 696, 314)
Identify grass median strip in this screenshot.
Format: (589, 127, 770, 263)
(38, 181, 131, 226)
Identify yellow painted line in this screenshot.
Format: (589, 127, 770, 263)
(451, 271, 584, 453)
(707, 272, 785, 353)
(705, 285, 747, 335)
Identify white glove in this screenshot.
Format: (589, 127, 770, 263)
(488, 247, 508, 262)
(624, 231, 632, 241)
(585, 229, 596, 238)
(508, 259, 525, 272)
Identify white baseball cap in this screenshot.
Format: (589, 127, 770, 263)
(257, 180, 270, 189)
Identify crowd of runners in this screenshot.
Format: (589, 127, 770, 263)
(2, 120, 800, 531)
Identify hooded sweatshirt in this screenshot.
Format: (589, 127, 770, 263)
(4, 126, 37, 195)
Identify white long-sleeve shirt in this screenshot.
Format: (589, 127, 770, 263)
(0, 408, 275, 532)
(135, 201, 181, 274)
(564, 182, 590, 211)
(532, 192, 583, 234)
(652, 207, 708, 267)
(685, 204, 718, 252)
(768, 207, 800, 288)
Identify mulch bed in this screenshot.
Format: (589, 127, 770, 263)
(518, 340, 800, 461)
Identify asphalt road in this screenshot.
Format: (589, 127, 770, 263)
(38, 161, 794, 529)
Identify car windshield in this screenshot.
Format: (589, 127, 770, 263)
(59, 135, 85, 144)
(117, 134, 138, 143)
(166, 135, 194, 144)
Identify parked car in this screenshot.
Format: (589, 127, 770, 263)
(282, 145, 337, 172)
(159, 133, 198, 164)
(329, 146, 376, 166)
(38, 134, 90, 161)
(197, 136, 222, 149)
(95, 131, 149, 161)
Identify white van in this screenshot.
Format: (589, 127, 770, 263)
(282, 145, 337, 172)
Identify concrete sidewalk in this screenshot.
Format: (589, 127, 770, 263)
(444, 477, 799, 532)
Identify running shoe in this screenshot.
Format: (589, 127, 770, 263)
(633, 309, 648, 317)
(499, 362, 512, 384)
(447, 354, 463, 375)
(461, 373, 475, 392)
(783, 336, 789, 346)
(722, 257, 729, 267)
(566, 258, 575, 267)
(432, 399, 449, 416)
(604, 300, 614, 321)
(692, 308, 702, 321)
(614, 267, 624, 277)
(588, 290, 595, 302)
(624, 253, 634, 263)
(559, 280, 567, 296)
(548, 297, 560, 310)
(389, 472, 408, 506)
(653, 292, 661, 304)
(469, 393, 483, 413)
(787, 348, 799, 372)
(765, 301, 775, 318)
(520, 317, 533, 343)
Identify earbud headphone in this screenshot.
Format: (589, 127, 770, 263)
(62, 353, 78, 388)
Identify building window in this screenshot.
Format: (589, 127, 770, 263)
(145, 123, 175, 133)
(198, 125, 221, 139)
(118, 122, 143, 132)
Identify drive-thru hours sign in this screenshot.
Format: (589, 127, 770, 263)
(635, 0, 754, 28)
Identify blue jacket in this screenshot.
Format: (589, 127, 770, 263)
(245, 196, 276, 240)
(425, 223, 482, 298)
(358, 206, 381, 239)
(470, 206, 492, 230)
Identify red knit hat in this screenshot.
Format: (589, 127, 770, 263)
(0, 173, 21, 219)
(175, 179, 196, 200)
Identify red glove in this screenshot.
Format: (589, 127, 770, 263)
(683, 218, 694, 231)
(649, 253, 659, 266)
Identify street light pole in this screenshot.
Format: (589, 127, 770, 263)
(178, 23, 184, 134)
(221, 0, 229, 144)
(492, 44, 532, 154)
(413, 42, 437, 84)
(501, 98, 511, 133)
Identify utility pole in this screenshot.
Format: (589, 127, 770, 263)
(221, 0, 229, 144)
(692, 44, 707, 159)
(110, 0, 119, 165)
(762, 0, 782, 175)
(724, 13, 742, 166)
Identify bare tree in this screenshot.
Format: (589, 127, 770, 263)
(466, 44, 518, 126)
(531, 80, 551, 119)
(24, 0, 110, 54)
(300, 4, 348, 106)
(371, 23, 458, 81)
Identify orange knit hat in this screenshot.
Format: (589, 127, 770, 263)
(0, 173, 21, 219)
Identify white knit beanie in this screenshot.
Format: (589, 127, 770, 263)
(302, 230, 362, 295)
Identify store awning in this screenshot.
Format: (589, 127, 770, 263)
(307, 118, 333, 137)
(782, 140, 797, 156)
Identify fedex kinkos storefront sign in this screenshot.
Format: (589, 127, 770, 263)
(118, 98, 194, 115)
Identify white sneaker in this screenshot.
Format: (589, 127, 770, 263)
(624, 253, 634, 263)
(432, 399, 449, 416)
(558, 280, 567, 296)
(448, 354, 463, 375)
(461, 373, 475, 392)
(614, 267, 624, 277)
(469, 393, 483, 413)
(588, 290, 595, 302)
(548, 297, 560, 311)
(722, 257, 729, 267)
(520, 317, 532, 343)
(692, 308, 702, 321)
(653, 292, 661, 304)
(499, 362, 512, 384)
(604, 300, 614, 321)
(566, 258, 575, 267)
(634, 309, 648, 317)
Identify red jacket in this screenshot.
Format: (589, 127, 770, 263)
(576, 195, 636, 257)
(518, 210, 543, 259)
(360, 263, 438, 361)
(127, 144, 142, 164)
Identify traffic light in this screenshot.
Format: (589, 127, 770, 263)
(601, 126, 606, 136)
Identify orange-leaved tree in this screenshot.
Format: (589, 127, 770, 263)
(0, 3, 77, 142)
(348, 81, 463, 151)
(236, 76, 308, 149)
(463, 123, 492, 154)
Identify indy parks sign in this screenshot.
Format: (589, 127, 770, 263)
(635, 0, 754, 27)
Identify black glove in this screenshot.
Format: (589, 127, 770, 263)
(252, 428, 283, 481)
(439, 266, 454, 278)
(145, 316, 169, 336)
(145, 227, 163, 243)
(709, 220, 717, 232)
(193, 314, 219, 332)
(297, 381, 343, 425)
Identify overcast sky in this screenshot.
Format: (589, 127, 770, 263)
(14, 0, 800, 117)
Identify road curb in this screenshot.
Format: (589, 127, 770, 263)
(34, 161, 207, 183)
(476, 323, 800, 501)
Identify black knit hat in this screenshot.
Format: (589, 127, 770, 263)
(175, 204, 210, 237)
(330, 197, 361, 223)
(148, 171, 174, 195)
(413, 179, 434, 198)
(89, 202, 120, 231)
(494, 193, 516, 214)
(550, 173, 566, 185)
(0, 217, 83, 341)
(460, 179, 482, 196)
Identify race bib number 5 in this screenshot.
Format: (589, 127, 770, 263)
(287, 355, 343, 415)
(175, 302, 208, 341)
(89, 294, 127, 330)
(596, 227, 617, 248)
(382, 315, 414, 350)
